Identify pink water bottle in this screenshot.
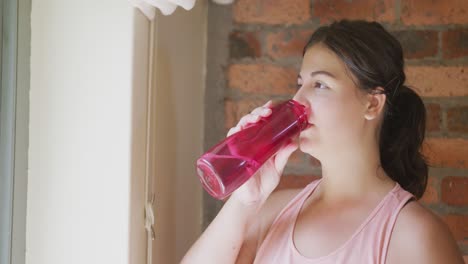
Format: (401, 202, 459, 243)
(196, 100, 309, 200)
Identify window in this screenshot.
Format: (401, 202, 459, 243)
(0, 0, 30, 263)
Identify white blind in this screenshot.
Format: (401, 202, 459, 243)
(129, 0, 233, 20)
(128, 0, 196, 19)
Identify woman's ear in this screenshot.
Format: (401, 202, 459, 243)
(364, 87, 386, 120)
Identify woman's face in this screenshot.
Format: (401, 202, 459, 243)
(294, 43, 373, 160)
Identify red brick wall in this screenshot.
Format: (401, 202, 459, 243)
(221, 0, 468, 257)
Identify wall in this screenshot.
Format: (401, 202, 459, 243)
(204, 0, 468, 259)
(151, 1, 206, 263)
(28, 1, 148, 263)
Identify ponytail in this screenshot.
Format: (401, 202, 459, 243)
(379, 85, 428, 198)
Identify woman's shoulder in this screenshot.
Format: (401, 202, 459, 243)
(386, 200, 464, 263)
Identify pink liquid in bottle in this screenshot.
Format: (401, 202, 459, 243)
(196, 100, 309, 200)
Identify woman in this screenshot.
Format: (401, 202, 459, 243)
(182, 20, 464, 263)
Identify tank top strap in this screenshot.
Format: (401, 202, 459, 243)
(358, 182, 415, 264)
(378, 183, 415, 263)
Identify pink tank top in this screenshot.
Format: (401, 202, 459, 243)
(254, 179, 414, 264)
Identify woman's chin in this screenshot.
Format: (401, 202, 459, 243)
(298, 138, 314, 152)
(299, 133, 323, 154)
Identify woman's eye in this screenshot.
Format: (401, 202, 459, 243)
(297, 81, 328, 90)
(314, 81, 328, 89)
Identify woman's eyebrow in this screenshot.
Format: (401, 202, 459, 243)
(310, 70, 336, 79)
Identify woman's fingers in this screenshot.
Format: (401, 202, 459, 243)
(226, 100, 274, 137)
(263, 100, 273, 108)
(226, 114, 258, 137)
(251, 106, 272, 116)
(227, 126, 241, 137)
(238, 114, 261, 128)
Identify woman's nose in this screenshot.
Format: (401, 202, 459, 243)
(292, 92, 309, 110)
(292, 92, 312, 118)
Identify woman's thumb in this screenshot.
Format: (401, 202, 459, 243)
(274, 141, 299, 174)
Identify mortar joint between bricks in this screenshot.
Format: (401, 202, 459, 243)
(395, 0, 401, 26)
(309, 0, 314, 23)
(437, 30, 443, 60)
(441, 103, 448, 133)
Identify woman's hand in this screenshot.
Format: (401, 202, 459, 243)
(227, 100, 299, 207)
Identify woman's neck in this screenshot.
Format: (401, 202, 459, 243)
(316, 146, 395, 204)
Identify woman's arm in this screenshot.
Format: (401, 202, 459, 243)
(181, 101, 298, 263)
(180, 196, 261, 264)
(181, 188, 301, 264)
